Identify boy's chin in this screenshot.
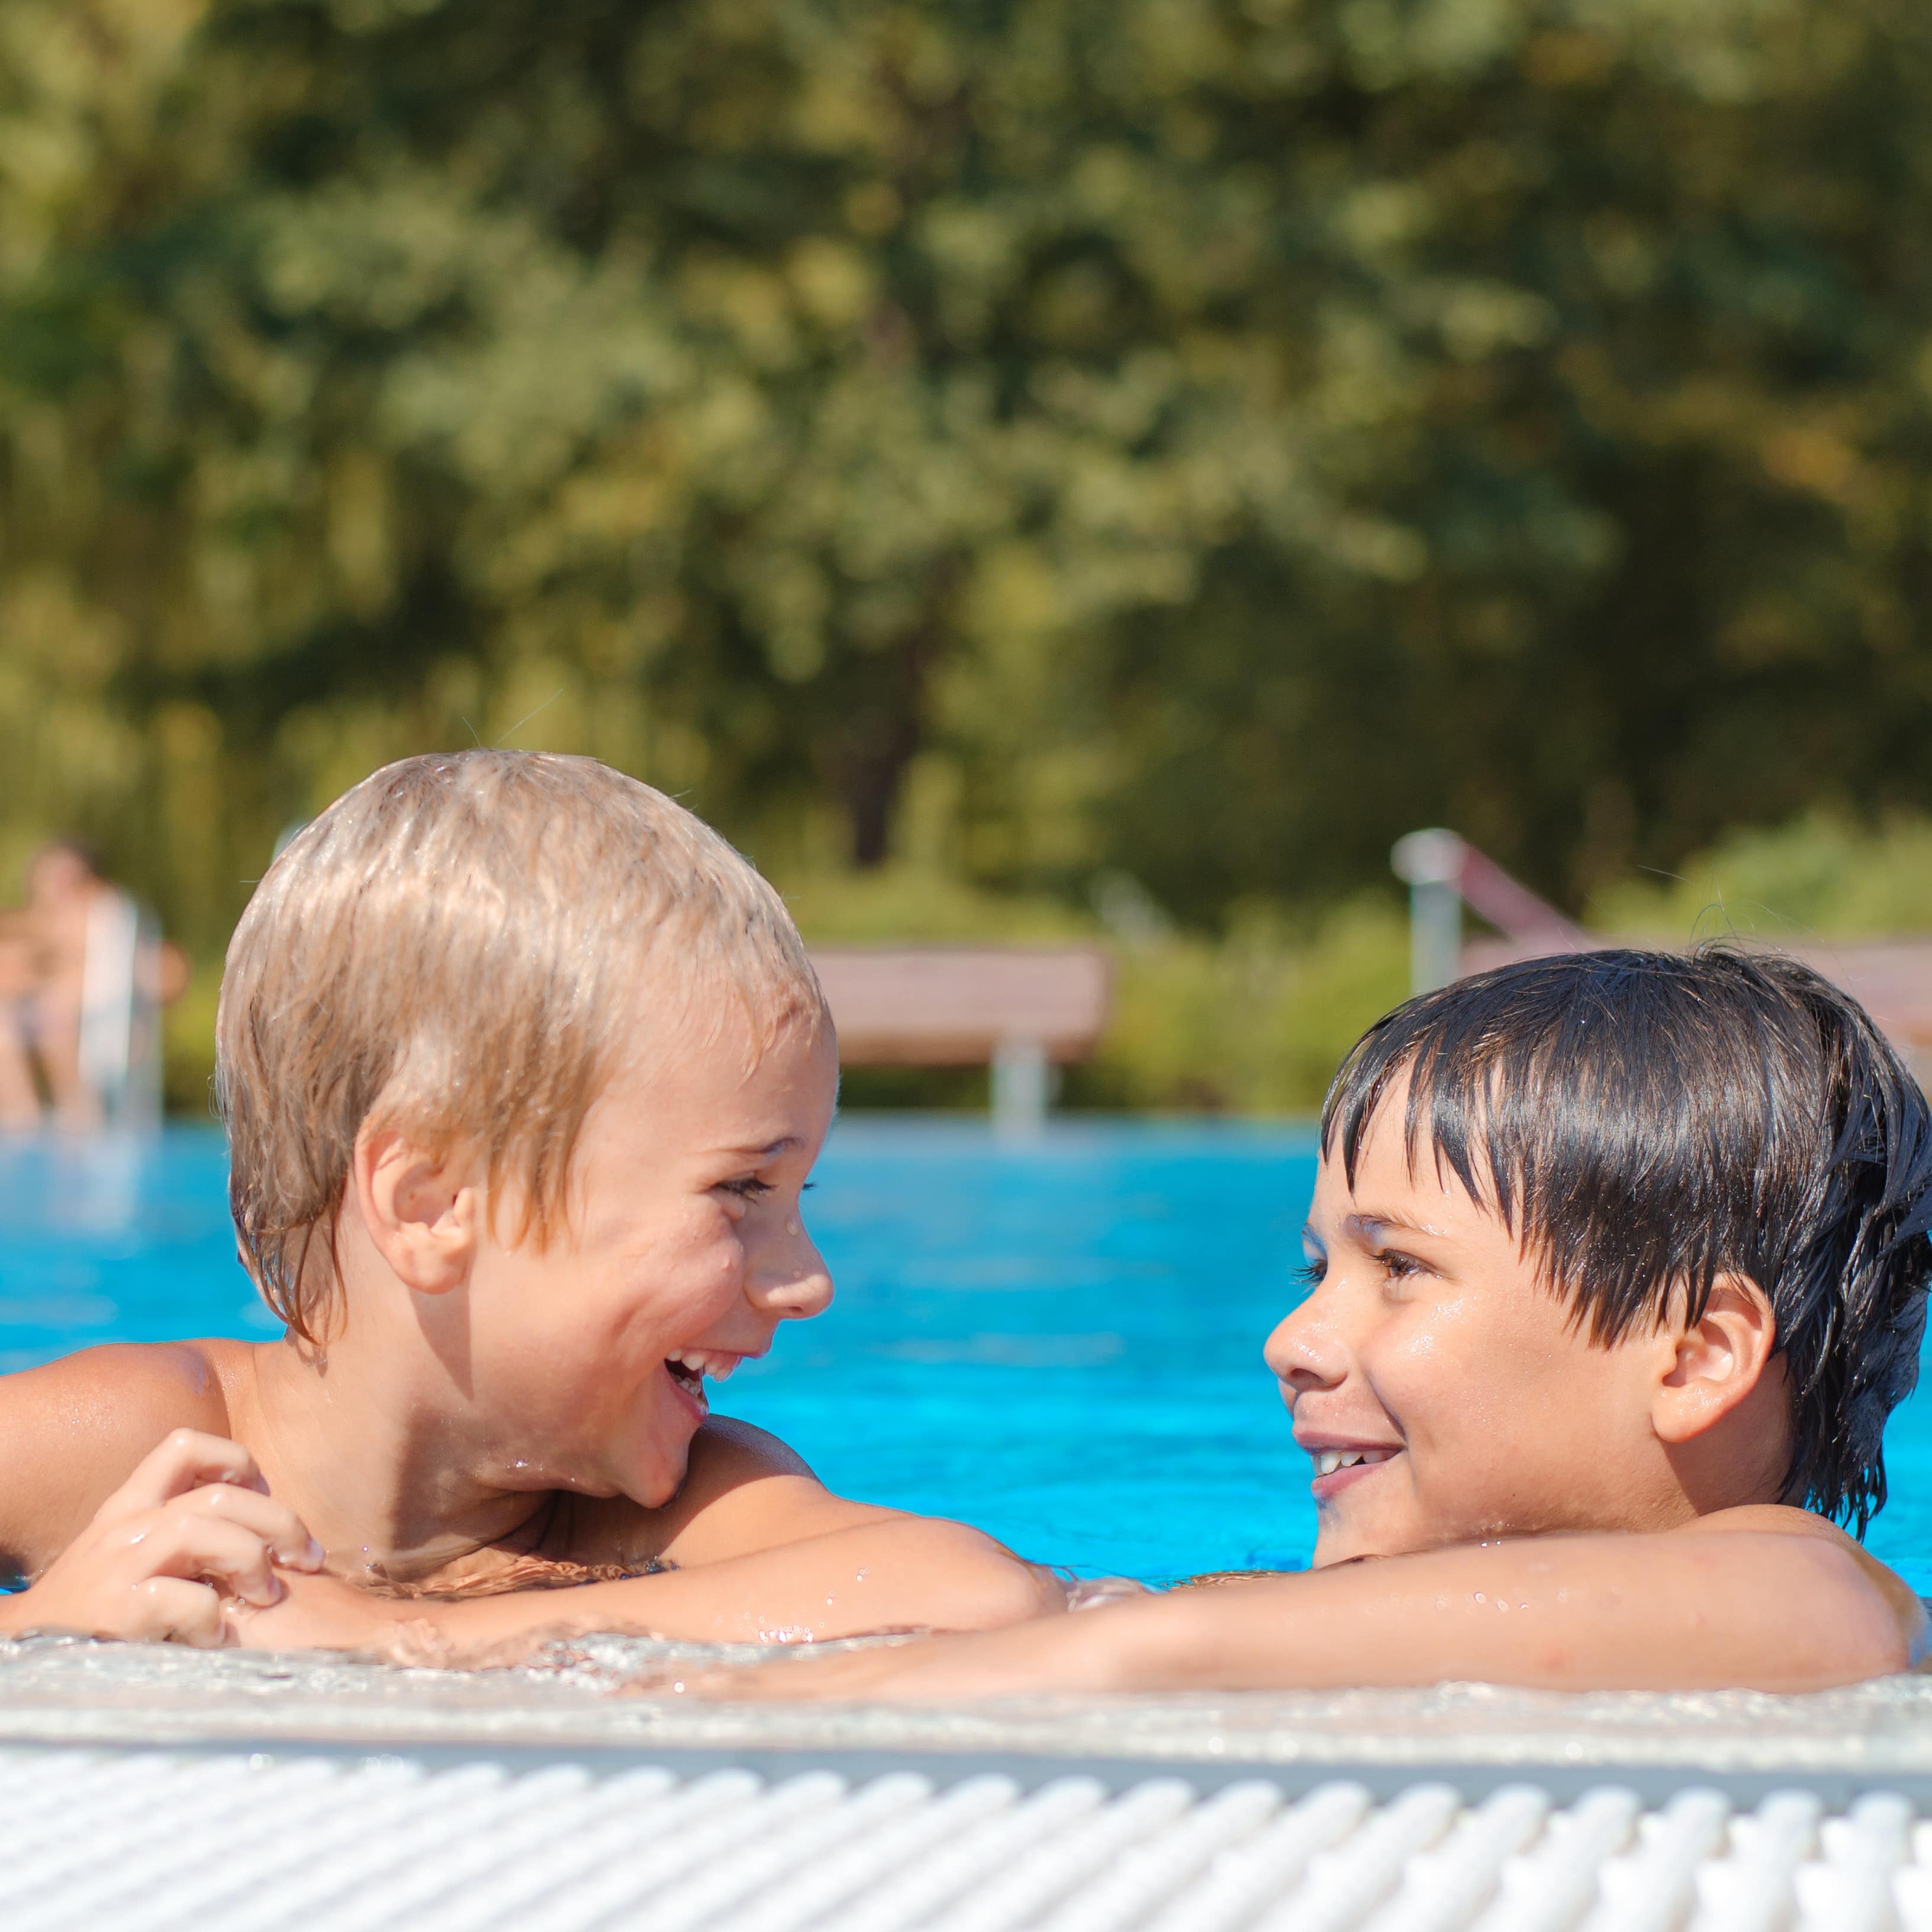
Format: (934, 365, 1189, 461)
(575, 1406, 703, 1509)
(1309, 1509, 1427, 1568)
(526, 1439, 687, 1509)
(1314, 1504, 1515, 1568)
(618, 1438, 694, 1510)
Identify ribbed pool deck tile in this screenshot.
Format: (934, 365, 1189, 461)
(6, 1744, 1932, 1931)
(10, 1638, 1932, 1930)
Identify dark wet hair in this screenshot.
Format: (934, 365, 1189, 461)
(1322, 945, 1932, 1535)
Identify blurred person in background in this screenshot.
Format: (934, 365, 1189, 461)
(0, 841, 188, 1132)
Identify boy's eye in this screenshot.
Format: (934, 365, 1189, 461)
(1294, 1257, 1327, 1287)
(1377, 1248, 1424, 1282)
(718, 1177, 772, 1202)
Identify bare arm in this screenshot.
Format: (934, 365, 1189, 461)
(0, 1431, 322, 1646)
(233, 1419, 1065, 1657)
(238, 1511, 1063, 1658)
(703, 1517, 1921, 1702)
(0, 1345, 235, 1581)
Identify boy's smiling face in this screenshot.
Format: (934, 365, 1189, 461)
(442, 993, 840, 1511)
(1266, 1077, 1694, 1567)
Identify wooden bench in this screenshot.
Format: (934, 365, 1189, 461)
(806, 945, 1113, 1131)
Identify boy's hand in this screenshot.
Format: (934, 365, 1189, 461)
(224, 1570, 448, 1659)
(0, 1429, 323, 1648)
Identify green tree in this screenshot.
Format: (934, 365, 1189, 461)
(7, 0, 1932, 966)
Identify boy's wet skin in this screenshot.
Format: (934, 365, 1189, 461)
(0, 992, 842, 1601)
(689, 948, 1932, 1704)
(0, 753, 1060, 1652)
(228, 988, 841, 1585)
(0, 986, 1058, 1648)
(1273, 1073, 1795, 1567)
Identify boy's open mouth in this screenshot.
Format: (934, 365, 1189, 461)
(664, 1350, 739, 1413)
(1304, 1444, 1402, 1499)
(1311, 1447, 1399, 1477)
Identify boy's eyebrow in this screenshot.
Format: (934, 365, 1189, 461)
(717, 1136, 802, 1160)
(1345, 1211, 1450, 1247)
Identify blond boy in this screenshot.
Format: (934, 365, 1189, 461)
(0, 753, 1057, 1648)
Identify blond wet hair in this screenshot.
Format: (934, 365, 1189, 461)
(217, 751, 826, 1342)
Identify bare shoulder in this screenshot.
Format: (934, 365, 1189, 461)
(1678, 1502, 1892, 1574)
(642, 1417, 896, 1566)
(0, 1339, 236, 1444)
(1677, 1504, 1926, 1664)
(0, 1341, 238, 1576)
(1676, 1503, 1858, 1542)
(683, 1415, 820, 1487)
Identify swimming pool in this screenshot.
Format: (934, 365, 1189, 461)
(6, 1120, 1932, 1592)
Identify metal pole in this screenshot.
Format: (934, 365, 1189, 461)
(1390, 829, 1466, 997)
(991, 1038, 1050, 1138)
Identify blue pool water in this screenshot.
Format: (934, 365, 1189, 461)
(7, 1121, 1932, 1590)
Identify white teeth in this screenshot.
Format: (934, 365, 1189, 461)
(668, 1350, 737, 1382)
(1315, 1449, 1370, 1476)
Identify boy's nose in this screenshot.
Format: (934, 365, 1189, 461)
(1264, 1295, 1347, 1393)
(747, 1223, 834, 1321)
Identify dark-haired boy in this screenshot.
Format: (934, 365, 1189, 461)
(723, 946, 1932, 1698)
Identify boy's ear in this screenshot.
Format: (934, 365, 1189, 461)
(350, 1123, 483, 1297)
(1651, 1273, 1778, 1444)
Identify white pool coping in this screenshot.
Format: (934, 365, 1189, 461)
(7, 1635, 1932, 1800)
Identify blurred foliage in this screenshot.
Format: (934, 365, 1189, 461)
(789, 865, 1408, 1111)
(1592, 810, 1932, 942)
(162, 963, 223, 1120)
(1074, 898, 1410, 1112)
(9, 0, 1932, 1111)
(782, 867, 1091, 945)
